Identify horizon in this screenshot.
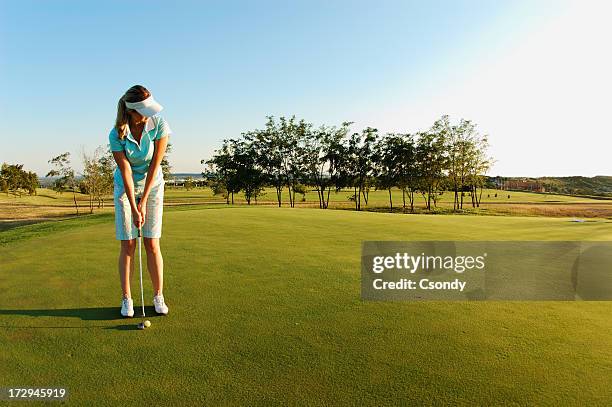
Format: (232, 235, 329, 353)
(1, 1, 611, 177)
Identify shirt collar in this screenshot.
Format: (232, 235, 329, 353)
(127, 116, 155, 135)
(144, 116, 155, 133)
(126, 116, 155, 146)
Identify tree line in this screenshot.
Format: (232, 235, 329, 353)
(3, 142, 173, 215)
(4, 117, 491, 215)
(204, 115, 492, 212)
(42, 149, 114, 214)
(45, 145, 173, 214)
(0, 163, 39, 196)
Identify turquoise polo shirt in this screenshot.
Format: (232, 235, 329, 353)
(108, 114, 172, 194)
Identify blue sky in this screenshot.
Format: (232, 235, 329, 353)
(2, 0, 610, 176)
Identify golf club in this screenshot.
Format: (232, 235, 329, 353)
(136, 197, 147, 330)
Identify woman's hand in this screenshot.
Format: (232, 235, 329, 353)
(137, 198, 147, 227)
(131, 207, 143, 229)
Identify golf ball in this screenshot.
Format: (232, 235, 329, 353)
(144, 320, 151, 328)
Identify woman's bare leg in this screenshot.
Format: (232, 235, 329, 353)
(143, 237, 163, 295)
(119, 239, 137, 298)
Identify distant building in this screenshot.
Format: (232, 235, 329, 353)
(165, 173, 207, 187)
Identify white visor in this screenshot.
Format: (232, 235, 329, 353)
(124, 95, 164, 117)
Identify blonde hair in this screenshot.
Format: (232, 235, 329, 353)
(115, 85, 151, 140)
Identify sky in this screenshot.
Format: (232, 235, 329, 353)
(1, 0, 611, 177)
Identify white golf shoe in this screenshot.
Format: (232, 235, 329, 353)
(153, 294, 169, 315)
(121, 297, 134, 318)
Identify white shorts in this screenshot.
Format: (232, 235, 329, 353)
(113, 181, 164, 240)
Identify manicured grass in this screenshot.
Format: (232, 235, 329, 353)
(1, 207, 612, 405)
(1, 186, 603, 208)
(163, 186, 601, 205)
(3, 187, 611, 229)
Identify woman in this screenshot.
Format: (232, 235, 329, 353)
(109, 84, 172, 318)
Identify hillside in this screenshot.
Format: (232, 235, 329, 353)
(488, 176, 612, 197)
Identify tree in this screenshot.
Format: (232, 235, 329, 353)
(46, 152, 80, 214)
(233, 139, 266, 205)
(161, 143, 173, 180)
(203, 113, 493, 214)
(293, 183, 307, 203)
(82, 146, 115, 213)
(302, 126, 327, 208)
(184, 176, 195, 191)
(345, 128, 378, 211)
(97, 149, 115, 208)
(373, 134, 400, 211)
(1, 164, 21, 195)
(0, 172, 7, 195)
(438, 116, 460, 210)
(303, 122, 352, 209)
(466, 132, 493, 208)
(82, 149, 102, 214)
(278, 116, 310, 208)
(394, 133, 418, 212)
(416, 129, 447, 211)
(245, 117, 285, 207)
(0, 163, 39, 196)
(373, 133, 417, 212)
(204, 139, 242, 204)
(203, 161, 229, 201)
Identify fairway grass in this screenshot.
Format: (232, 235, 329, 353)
(1, 207, 611, 405)
(3, 187, 611, 225)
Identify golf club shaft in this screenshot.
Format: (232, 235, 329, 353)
(137, 197, 145, 318)
(138, 227, 145, 317)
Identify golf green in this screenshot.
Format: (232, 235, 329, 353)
(1, 207, 611, 405)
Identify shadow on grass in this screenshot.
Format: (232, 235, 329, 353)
(0, 306, 161, 331)
(0, 323, 147, 330)
(0, 306, 159, 321)
(104, 324, 141, 331)
(0, 212, 89, 232)
(0, 325, 109, 329)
